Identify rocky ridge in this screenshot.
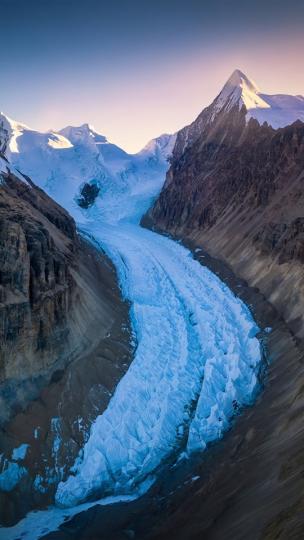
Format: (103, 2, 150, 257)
(147, 72, 304, 340)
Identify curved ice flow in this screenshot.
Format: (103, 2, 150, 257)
(55, 219, 261, 508)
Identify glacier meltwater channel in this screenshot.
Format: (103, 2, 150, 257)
(1, 156, 261, 539)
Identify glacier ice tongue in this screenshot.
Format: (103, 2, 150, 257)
(55, 221, 261, 508)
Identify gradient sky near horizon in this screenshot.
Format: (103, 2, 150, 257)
(0, 0, 304, 152)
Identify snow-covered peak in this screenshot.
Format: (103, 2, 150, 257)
(0, 112, 73, 156)
(173, 69, 304, 160)
(59, 123, 107, 145)
(213, 69, 304, 127)
(0, 111, 29, 133)
(138, 133, 177, 161)
(225, 69, 259, 93)
(213, 69, 270, 115)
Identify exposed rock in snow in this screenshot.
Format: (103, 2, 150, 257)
(77, 181, 101, 208)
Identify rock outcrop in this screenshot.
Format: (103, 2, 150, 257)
(76, 181, 101, 208)
(0, 159, 77, 419)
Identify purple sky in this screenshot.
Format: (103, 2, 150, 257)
(0, 0, 303, 151)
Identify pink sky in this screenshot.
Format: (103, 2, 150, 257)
(1, 0, 303, 153)
(34, 34, 304, 153)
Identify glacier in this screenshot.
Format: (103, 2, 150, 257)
(0, 116, 261, 537)
(55, 220, 260, 507)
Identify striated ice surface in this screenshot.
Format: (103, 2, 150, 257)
(55, 220, 260, 507)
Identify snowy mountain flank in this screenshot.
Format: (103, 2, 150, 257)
(0, 112, 176, 223)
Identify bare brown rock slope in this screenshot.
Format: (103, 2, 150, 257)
(140, 91, 304, 539)
(1, 164, 76, 416)
(147, 111, 304, 341)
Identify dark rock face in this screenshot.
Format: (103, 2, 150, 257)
(148, 116, 304, 339)
(0, 168, 78, 417)
(0, 120, 9, 153)
(0, 238, 132, 525)
(253, 218, 304, 264)
(0, 165, 121, 423)
(152, 116, 304, 234)
(77, 181, 100, 208)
